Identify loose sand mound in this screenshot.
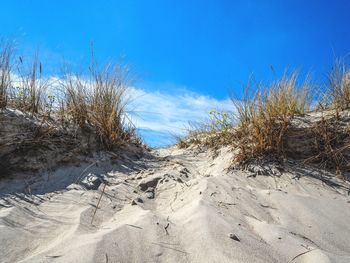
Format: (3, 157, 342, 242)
(1, 146, 350, 263)
(0, 108, 142, 177)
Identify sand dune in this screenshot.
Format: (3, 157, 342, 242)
(1, 146, 350, 263)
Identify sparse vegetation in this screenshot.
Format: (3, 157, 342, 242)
(1, 39, 349, 177)
(1, 42, 138, 147)
(12, 54, 49, 115)
(0, 41, 141, 176)
(0, 41, 12, 109)
(178, 64, 350, 176)
(328, 59, 350, 111)
(306, 112, 350, 174)
(232, 72, 312, 163)
(176, 111, 234, 149)
(62, 62, 136, 149)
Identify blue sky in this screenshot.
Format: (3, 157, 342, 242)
(1, 0, 350, 147)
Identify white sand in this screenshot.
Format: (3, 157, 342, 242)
(1, 146, 350, 263)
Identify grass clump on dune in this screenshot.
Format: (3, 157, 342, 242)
(231, 67, 350, 174)
(178, 61, 350, 175)
(232, 73, 312, 163)
(0, 41, 141, 175)
(62, 62, 137, 149)
(0, 41, 139, 150)
(327, 59, 350, 111)
(177, 73, 312, 155)
(11, 54, 50, 115)
(0, 41, 12, 109)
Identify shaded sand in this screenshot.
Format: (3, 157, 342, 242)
(1, 147, 350, 263)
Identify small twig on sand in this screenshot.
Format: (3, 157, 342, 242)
(259, 203, 277, 210)
(151, 242, 188, 254)
(288, 248, 315, 263)
(91, 183, 106, 224)
(125, 224, 143, 229)
(46, 255, 62, 258)
(218, 201, 236, 206)
(164, 223, 170, 235)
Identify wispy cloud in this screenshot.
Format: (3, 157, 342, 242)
(11, 71, 233, 147)
(127, 86, 233, 138)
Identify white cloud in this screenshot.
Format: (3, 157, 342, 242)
(9, 72, 233, 145)
(126, 87, 233, 136)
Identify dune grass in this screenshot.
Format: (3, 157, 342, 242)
(178, 61, 349, 174)
(62, 62, 136, 149)
(0, 42, 139, 152)
(1, 41, 349, 173)
(328, 59, 350, 111)
(0, 42, 12, 109)
(231, 72, 312, 163)
(11, 54, 50, 115)
(307, 114, 349, 173)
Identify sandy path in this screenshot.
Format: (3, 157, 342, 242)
(1, 147, 350, 263)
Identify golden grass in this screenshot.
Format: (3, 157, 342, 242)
(88, 63, 134, 148)
(328, 59, 350, 111)
(0, 41, 12, 109)
(60, 63, 137, 149)
(0, 44, 139, 151)
(231, 72, 312, 163)
(61, 62, 137, 149)
(176, 64, 350, 174)
(12, 54, 49, 115)
(63, 74, 90, 129)
(307, 113, 350, 174)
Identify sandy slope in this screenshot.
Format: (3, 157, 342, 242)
(1, 147, 350, 263)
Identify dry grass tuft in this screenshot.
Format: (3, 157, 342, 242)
(232, 73, 312, 163)
(327, 59, 350, 111)
(0, 41, 13, 109)
(89, 63, 134, 148)
(61, 62, 136, 149)
(11, 54, 50, 115)
(0, 44, 141, 176)
(63, 74, 90, 129)
(307, 113, 350, 174)
(177, 64, 350, 175)
(175, 115, 234, 149)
